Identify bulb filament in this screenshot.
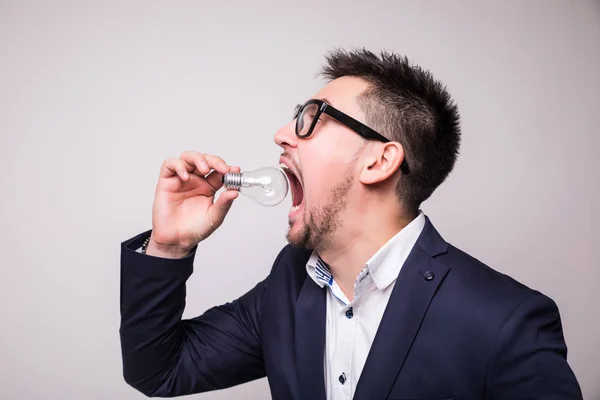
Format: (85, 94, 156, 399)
(222, 172, 274, 196)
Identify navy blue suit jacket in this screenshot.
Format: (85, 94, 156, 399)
(119, 217, 582, 399)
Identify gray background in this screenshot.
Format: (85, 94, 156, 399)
(1, 0, 599, 399)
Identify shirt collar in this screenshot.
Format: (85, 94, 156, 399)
(367, 211, 426, 290)
(305, 211, 426, 292)
(306, 253, 333, 288)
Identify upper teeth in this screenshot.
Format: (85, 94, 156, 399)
(280, 163, 289, 170)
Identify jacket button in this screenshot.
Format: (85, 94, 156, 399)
(345, 308, 354, 319)
(424, 271, 434, 281)
(339, 373, 346, 384)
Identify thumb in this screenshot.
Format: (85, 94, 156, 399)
(208, 190, 239, 226)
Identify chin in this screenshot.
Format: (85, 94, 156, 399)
(286, 220, 310, 249)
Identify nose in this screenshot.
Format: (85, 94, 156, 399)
(274, 119, 298, 150)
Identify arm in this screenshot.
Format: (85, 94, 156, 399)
(485, 291, 583, 399)
(119, 231, 284, 397)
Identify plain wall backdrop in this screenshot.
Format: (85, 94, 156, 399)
(1, 0, 599, 399)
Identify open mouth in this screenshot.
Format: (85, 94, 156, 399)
(280, 163, 304, 209)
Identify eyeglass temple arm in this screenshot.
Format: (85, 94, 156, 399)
(322, 104, 410, 174)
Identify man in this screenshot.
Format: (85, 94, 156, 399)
(119, 49, 582, 399)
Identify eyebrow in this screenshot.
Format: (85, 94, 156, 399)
(317, 97, 332, 105)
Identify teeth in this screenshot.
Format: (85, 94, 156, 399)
(291, 205, 299, 211)
(280, 163, 289, 170)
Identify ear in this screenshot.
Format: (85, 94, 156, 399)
(359, 142, 405, 185)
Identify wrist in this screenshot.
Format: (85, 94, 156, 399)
(145, 236, 193, 259)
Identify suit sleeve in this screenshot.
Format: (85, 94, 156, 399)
(119, 230, 286, 397)
(485, 291, 583, 399)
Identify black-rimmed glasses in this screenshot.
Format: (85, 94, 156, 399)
(292, 99, 409, 174)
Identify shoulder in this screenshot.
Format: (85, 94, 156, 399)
(435, 242, 558, 329)
(267, 244, 313, 283)
(257, 244, 315, 310)
(442, 243, 540, 303)
(444, 244, 532, 294)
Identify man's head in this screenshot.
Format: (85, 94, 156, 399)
(275, 48, 461, 250)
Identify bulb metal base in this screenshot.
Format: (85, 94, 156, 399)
(222, 172, 242, 190)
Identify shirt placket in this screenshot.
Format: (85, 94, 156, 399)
(333, 302, 357, 400)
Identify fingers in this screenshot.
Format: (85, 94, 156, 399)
(160, 158, 190, 181)
(180, 152, 210, 176)
(180, 151, 231, 176)
(205, 170, 225, 190)
(160, 152, 240, 190)
(205, 165, 241, 190)
(208, 189, 239, 227)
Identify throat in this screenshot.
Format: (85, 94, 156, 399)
(290, 175, 304, 207)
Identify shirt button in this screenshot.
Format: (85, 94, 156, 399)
(345, 307, 354, 319)
(339, 373, 346, 384)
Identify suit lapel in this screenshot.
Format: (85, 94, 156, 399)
(295, 274, 327, 400)
(353, 218, 450, 400)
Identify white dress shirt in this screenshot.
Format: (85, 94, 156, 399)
(305, 211, 426, 400)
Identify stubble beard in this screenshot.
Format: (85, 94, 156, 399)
(286, 172, 354, 251)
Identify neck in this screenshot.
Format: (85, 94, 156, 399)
(317, 198, 416, 302)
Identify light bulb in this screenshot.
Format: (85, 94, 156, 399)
(221, 166, 289, 207)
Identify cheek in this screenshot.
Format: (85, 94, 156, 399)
(302, 163, 344, 205)
(299, 135, 355, 203)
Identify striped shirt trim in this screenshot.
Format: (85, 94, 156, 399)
(314, 258, 350, 305)
(315, 258, 334, 286)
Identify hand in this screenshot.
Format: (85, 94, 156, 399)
(146, 151, 240, 258)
